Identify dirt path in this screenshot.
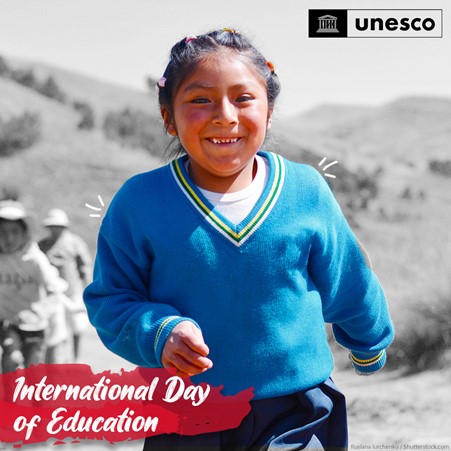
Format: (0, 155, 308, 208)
(333, 368, 451, 448)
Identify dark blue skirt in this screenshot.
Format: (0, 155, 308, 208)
(143, 378, 348, 450)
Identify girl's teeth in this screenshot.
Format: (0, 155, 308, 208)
(211, 138, 238, 144)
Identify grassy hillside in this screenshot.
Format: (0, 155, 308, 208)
(282, 96, 451, 170)
(8, 56, 160, 118)
(0, 59, 166, 250)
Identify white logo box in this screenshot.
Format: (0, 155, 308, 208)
(347, 9, 443, 38)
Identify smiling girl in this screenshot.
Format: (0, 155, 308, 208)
(84, 29, 394, 450)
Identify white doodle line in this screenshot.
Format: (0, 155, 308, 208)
(85, 195, 105, 218)
(318, 157, 338, 179)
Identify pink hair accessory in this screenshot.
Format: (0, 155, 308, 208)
(155, 76, 166, 93)
(185, 35, 198, 43)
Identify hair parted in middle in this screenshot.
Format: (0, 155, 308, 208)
(157, 28, 281, 138)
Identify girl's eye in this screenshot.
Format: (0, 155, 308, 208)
(191, 98, 210, 104)
(236, 95, 253, 103)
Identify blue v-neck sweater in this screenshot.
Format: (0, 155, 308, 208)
(84, 152, 394, 399)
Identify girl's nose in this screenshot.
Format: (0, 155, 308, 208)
(212, 99, 238, 125)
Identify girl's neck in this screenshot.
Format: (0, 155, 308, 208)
(187, 157, 258, 194)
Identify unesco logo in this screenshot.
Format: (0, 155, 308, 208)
(317, 15, 339, 33)
(308, 9, 443, 38)
(309, 10, 347, 38)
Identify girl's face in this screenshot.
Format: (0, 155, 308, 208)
(0, 220, 27, 254)
(163, 51, 272, 193)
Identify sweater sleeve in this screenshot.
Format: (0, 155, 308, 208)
(83, 184, 198, 368)
(306, 169, 394, 374)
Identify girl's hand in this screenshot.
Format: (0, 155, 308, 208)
(161, 321, 213, 377)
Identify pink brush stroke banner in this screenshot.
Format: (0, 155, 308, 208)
(0, 364, 253, 446)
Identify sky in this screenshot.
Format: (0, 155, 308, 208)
(0, 0, 450, 118)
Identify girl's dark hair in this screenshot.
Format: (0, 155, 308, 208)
(157, 28, 280, 148)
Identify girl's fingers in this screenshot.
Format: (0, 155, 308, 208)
(184, 332, 210, 356)
(166, 342, 213, 371)
(176, 341, 212, 369)
(164, 352, 211, 376)
(176, 322, 210, 356)
(162, 321, 213, 375)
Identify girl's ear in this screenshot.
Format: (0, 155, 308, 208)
(161, 107, 177, 136)
(266, 109, 273, 130)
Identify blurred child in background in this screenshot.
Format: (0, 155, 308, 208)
(0, 200, 68, 372)
(39, 209, 92, 362)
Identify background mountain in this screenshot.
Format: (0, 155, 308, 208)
(1, 55, 450, 446)
(0, 57, 169, 250)
(281, 97, 451, 172)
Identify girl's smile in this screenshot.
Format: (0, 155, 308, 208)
(162, 51, 272, 193)
(206, 137, 240, 144)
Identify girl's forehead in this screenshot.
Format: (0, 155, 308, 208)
(199, 49, 245, 66)
(181, 51, 266, 89)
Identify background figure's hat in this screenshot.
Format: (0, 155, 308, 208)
(43, 208, 70, 227)
(0, 199, 35, 242)
(0, 200, 27, 221)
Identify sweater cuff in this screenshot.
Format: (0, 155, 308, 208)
(350, 350, 387, 374)
(151, 316, 200, 367)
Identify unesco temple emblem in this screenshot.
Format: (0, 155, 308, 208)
(317, 15, 339, 33)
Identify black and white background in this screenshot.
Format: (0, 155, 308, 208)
(1, 0, 450, 449)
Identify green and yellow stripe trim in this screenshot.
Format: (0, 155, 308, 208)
(350, 351, 385, 367)
(170, 152, 285, 246)
(154, 315, 179, 354)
